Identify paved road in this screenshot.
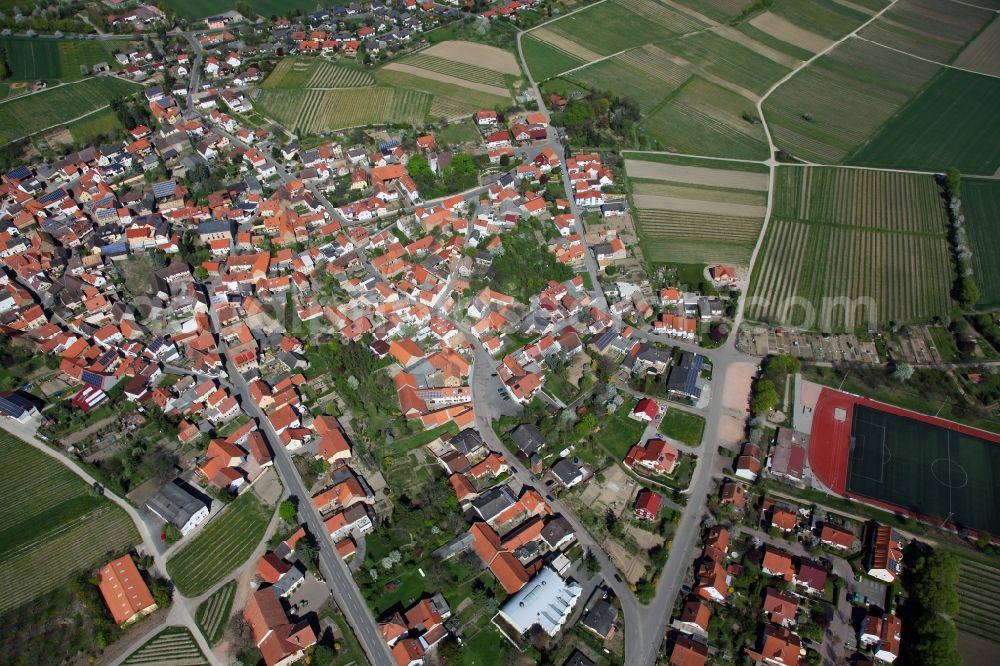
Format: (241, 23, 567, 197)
(206, 308, 393, 666)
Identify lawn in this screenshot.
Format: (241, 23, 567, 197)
(928, 326, 959, 363)
(659, 409, 705, 446)
(0, 37, 131, 82)
(0, 77, 140, 144)
(166, 491, 272, 596)
(123, 627, 207, 666)
(596, 414, 647, 460)
(963, 178, 1000, 308)
(849, 70, 1000, 175)
(383, 422, 459, 458)
(435, 119, 482, 147)
(195, 580, 236, 645)
(0, 432, 139, 613)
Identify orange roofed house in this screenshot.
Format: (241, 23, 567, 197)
(244, 586, 317, 666)
(97, 554, 158, 626)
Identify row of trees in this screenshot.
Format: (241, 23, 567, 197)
(941, 168, 981, 308)
(749, 354, 800, 415)
(901, 545, 962, 665)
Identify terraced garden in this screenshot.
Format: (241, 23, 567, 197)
(955, 558, 1000, 644)
(123, 627, 208, 666)
(195, 580, 237, 645)
(0, 432, 139, 613)
(963, 178, 1000, 308)
(746, 167, 952, 331)
(166, 491, 271, 596)
(0, 77, 140, 144)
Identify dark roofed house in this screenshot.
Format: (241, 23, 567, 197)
(144, 479, 210, 535)
(0, 390, 40, 423)
(511, 423, 545, 456)
(581, 599, 618, 640)
(540, 515, 575, 551)
(666, 352, 703, 400)
(472, 485, 518, 525)
(563, 650, 596, 666)
(450, 428, 485, 456)
(551, 458, 587, 488)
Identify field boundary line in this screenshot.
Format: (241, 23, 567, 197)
(855, 36, 1000, 81)
(946, 0, 1000, 13)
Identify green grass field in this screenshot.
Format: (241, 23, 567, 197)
(195, 580, 236, 645)
(166, 492, 271, 597)
(163, 0, 320, 20)
(0, 38, 131, 82)
(769, 0, 872, 40)
(0, 77, 140, 144)
(962, 179, 1000, 308)
(955, 559, 1000, 643)
(522, 34, 586, 81)
(0, 432, 139, 613)
(848, 70, 1000, 175)
(847, 404, 1000, 534)
(123, 627, 208, 666)
(660, 409, 706, 446)
(67, 108, 124, 145)
(544, 0, 706, 57)
(747, 166, 952, 331)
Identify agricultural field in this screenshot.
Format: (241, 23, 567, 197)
(256, 86, 431, 134)
(0, 77, 140, 145)
(858, 0, 994, 64)
(764, 0, 874, 41)
(166, 491, 272, 596)
(254, 43, 517, 134)
(848, 69, 1000, 175)
(566, 45, 691, 111)
(955, 558, 1000, 644)
(195, 580, 236, 645)
(162, 0, 317, 20)
(123, 627, 208, 666)
(521, 34, 587, 81)
(954, 16, 1000, 77)
(262, 58, 373, 89)
(764, 37, 940, 164)
(672, 0, 757, 22)
(665, 29, 793, 96)
(527, 0, 706, 64)
(0, 432, 139, 614)
(0, 37, 130, 82)
(962, 179, 1000, 308)
(626, 154, 769, 265)
(641, 76, 769, 159)
(67, 108, 124, 145)
(747, 166, 953, 331)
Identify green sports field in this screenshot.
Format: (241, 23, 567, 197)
(847, 405, 1000, 534)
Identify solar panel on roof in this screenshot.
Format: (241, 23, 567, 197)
(37, 188, 66, 205)
(5, 166, 30, 181)
(152, 180, 177, 199)
(82, 370, 103, 388)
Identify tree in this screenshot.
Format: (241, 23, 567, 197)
(750, 379, 779, 414)
(976, 531, 992, 550)
(194, 266, 208, 281)
(163, 522, 181, 545)
(148, 576, 173, 608)
(297, 533, 320, 574)
(945, 167, 961, 200)
(892, 362, 914, 382)
(279, 498, 298, 523)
